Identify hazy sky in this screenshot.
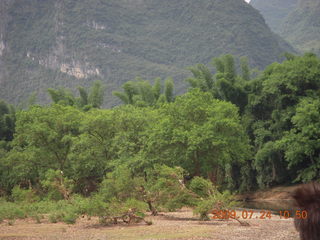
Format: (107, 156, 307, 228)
(245, 0, 251, 2)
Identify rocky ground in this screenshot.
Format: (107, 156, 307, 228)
(0, 208, 299, 240)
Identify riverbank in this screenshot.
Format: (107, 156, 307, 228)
(237, 184, 303, 201)
(0, 208, 299, 240)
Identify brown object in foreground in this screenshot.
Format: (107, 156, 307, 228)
(292, 181, 320, 240)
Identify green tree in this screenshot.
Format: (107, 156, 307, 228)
(99, 164, 196, 215)
(48, 81, 105, 110)
(69, 105, 157, 194)
(0, 100, 16, 142)
(5, 105, 82, 188)
(213, 55, 248, 113)
(77, 86, 88, 107)
(186, 64, 214, 92)
(88, 80, 105, 108)
(247, 53, 320, 187)
(145, 89, 251, 188)
(277, 97, 320, 182)
(164, 77, 175, 103)
(113, 81, 138, 105)
(187, 55, 249, 114)
(240, 57, 250, 81)
(113, 77, 175, 106)
(47, 88, 76, 106)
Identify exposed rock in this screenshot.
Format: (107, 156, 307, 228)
(0, 40, 5, 56)
(0, 0, 294, 106)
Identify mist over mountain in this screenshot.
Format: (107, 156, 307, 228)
(251, 0, 320, 55)
(0, 0, 294, 106)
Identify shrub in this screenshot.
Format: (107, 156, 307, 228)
(69, 195, 91, 215)
(41, 169, 74, 201)
(32, 214, 41, 224)
(0, 203, 26, 220)
(48, 214, 58, 223)
(193, 197, 216, 220)
(124, 198, 148, 216)
(63, 212, 78, 224)
(48, 212, 64, 223)
(193, 190, 237, 220)
(188, 177, 215, 198)
(83, 194, 109, 218)
(11, 186, 38, 203)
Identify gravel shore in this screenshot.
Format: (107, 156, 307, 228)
(0, 208, 299, 240)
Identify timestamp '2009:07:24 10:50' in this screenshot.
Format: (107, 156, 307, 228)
(211, 209, 308, 220)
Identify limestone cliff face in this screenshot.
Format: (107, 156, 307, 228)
(0, 0, 294, 106)
(0, 0, 12, 49)
(0, 0, 102, 104)
(0, 0, 13, 85)
(22, 1, 101, 80)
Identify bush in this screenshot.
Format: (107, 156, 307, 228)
(193, 198, 214, 220)
(193, 190, 237, 220)
(164, 191, 197, 211)
(188, 177, 215, 198)
(11, 186, 39, 203)
(69, 195, 91, 215)
(48, 214, 58, 223)
(0, 202, 27, 220)
(23, 200, 57, 215)
(48, 212, 64, 223)
(63, 212, 78, 224)
(31, 214, 41, 223)
(41, 169, 74, 201)
(0, 198, 81, 224)
(124, 198, 148, 216)
(83, 194, 109, 217)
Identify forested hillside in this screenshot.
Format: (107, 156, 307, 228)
(251, 0, 320, 55)
(250, 0, 298, 34)
(281, 0, 320, 55)
(0, 0, 293, 106)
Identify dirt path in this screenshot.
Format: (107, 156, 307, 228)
(0, 208, 299, 240)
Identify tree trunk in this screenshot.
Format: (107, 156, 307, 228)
(147, 200, 158, 216)
(194, 151, 201, 176)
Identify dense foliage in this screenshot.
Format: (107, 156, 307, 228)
(0, 53, 319, 225)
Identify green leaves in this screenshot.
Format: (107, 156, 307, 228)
(186, 64, 214, 92)
(186, 55, 249, 114)
(248, 53, 320, 187)
(88, 81, 106, 108)
(113, 77, 175, 107)
(2, 52, 320, 200)
(0, 100, 15, 142)
(48, 81, 106, 110)
(146, 89, 251, 182)
(5, 105, 82, 189)
(278, 97, 320, 182)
